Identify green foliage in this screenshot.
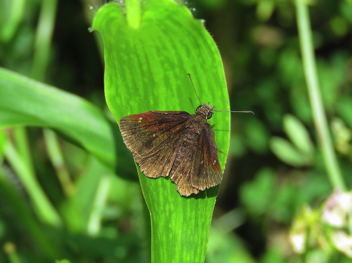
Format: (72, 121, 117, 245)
(270, 114, 314, 167)
(289, 190, 352, 262)
(240, 168, 275, 216)
(207, 227, 256, 263)
(0, 68, 125, 173)
(0, 0, 352, 262)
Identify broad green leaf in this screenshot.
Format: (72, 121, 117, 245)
(92, 1, 231, 262)
(0, 67, 135, 178)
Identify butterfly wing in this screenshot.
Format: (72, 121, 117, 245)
(120, 111, 191, 178)
(120, 111, 223, 196)
(191, 123, 222, 189)
(170, 122, 222, 196)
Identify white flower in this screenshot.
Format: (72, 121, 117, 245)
(322, 189, 352, 227)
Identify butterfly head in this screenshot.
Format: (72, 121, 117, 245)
(195, 103, 215, 120)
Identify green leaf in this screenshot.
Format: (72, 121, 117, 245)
(92, 0, 230, 262)
(283, 114, 314, 156)
(270, 136, 310, 167)
(0, 0, 25, 42)
(0, 67, 135, 178)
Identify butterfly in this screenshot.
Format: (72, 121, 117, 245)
(119, 74, 253, 196)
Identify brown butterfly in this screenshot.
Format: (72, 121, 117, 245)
(119, 74, 253, 196)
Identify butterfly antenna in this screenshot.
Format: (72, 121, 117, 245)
(187, 73, 203, 105)
(214, 109, 255, 115)
(187, 73, 254, 115)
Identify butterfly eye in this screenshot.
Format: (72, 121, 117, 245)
(207, 111, 213, 119)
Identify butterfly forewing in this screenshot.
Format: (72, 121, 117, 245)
(120, 111, 190, 158)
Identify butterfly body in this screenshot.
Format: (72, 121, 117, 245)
(119, 103, 222, 196)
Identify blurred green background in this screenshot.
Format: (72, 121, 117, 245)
(1, 0, 352, 262)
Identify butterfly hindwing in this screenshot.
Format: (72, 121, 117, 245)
(169, 121, 222, 195)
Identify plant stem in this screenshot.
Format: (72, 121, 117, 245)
(31, 0, 58, 81)
(295, 0, 345, 190)
(13, 127, 35, 176)
(1, 0, 25, 42)
(86, 174, 110, 235)
(43, 129, 74, 196)
(5, 136, 62, 226)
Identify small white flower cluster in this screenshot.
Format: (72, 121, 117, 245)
(289, 189, 352, 259)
